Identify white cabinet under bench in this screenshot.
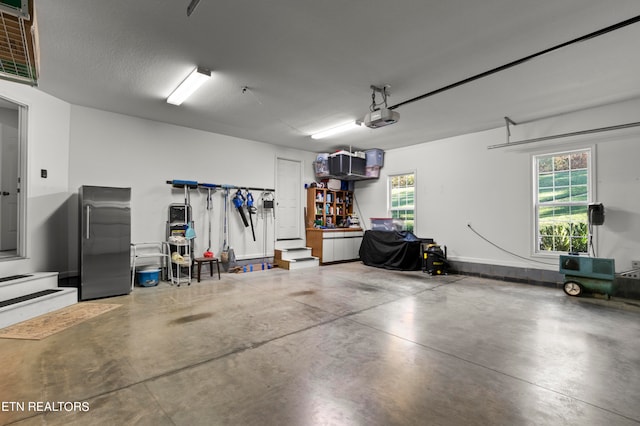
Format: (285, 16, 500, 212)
(305, 228, 364, 264)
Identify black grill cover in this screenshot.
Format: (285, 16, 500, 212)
(359, 230, 433, 270)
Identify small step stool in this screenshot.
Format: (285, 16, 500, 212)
(193, 257, 221, 282)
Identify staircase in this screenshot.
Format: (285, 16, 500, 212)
(0, 273, 77, 329)
(274, 248, 319, 270)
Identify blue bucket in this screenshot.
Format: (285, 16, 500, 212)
(136, 269, 160, 287)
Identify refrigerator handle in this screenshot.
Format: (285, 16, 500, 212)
(86, 205, 91, 239)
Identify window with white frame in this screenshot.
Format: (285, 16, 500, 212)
(389, 173, 415, 232)
(534, 149, 592, 254)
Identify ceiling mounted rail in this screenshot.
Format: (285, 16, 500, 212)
(487, 121, 640, 149)
(504, 116, 517, 139)
(388, 14, 640, 111)
(187, 0, 201, 16)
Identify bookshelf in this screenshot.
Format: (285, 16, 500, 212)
(306, 187, 354, 228)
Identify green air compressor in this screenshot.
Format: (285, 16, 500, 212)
(559, 255, 615, 298)
(423, 243, 448, 275)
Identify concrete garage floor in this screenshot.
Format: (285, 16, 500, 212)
(1, 263, 639, 425)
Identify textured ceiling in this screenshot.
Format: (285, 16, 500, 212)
(32, 1, 640, 152)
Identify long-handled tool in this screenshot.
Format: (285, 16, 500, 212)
(221, 185, 237, 269)
(199, 183, 218, 257)
(260, 191, 275, 269)
(183, 186, 196, 240)
(221, 187, 230, 263)
(246, 190, 256, 241)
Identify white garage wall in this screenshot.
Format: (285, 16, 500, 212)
(66, 105, 316, 276)
(354, 97, 640, 272)
(0, 78, 317, 278)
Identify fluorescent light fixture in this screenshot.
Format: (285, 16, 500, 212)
(311, 121, 361, 139)
(167, 67, 211, 105)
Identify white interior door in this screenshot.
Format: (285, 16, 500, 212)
(0, 125, 18, 251)
(275, 158, 302, 240)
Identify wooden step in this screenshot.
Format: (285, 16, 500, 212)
(275, 248, 313, 262)
(275, 256, 320, 270)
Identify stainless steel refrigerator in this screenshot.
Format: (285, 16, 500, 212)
(79, 185, 132, 300)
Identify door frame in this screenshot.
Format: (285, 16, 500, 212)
(275, 156, 304, 241)
(0, 97, 27, 258)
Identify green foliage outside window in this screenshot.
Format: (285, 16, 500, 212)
(538, 223, 588, 252)
(536, 151, 590, 253)
(390, 174, 415, 232)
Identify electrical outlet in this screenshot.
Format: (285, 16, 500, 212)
(632, 260, 640, 270)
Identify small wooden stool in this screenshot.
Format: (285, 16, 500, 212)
(193, 257, 221, 282)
